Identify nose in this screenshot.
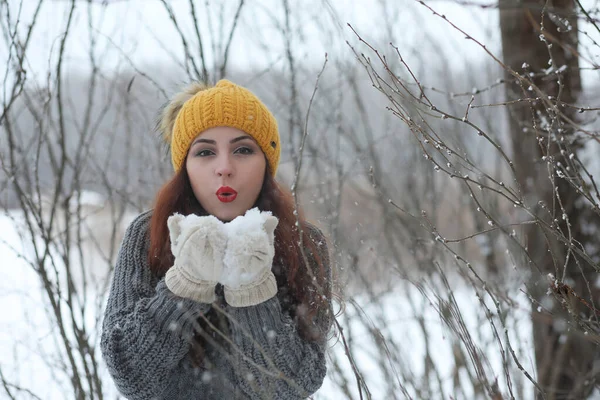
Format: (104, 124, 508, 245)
(215, 154, 234, 177)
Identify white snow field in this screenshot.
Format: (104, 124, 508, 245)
(1, 203, 541, 399)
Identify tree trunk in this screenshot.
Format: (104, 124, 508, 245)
(499, 0, 599, 398)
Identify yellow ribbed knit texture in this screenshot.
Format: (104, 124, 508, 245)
(171, 79, 280, 176)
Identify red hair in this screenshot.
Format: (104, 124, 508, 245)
(148, 161, 330, 362)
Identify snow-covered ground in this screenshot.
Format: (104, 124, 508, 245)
(317, 281, 536, 399)
(0, 201, 543, 399)
(0, 197, 136, 399)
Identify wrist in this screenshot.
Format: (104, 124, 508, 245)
(223, 269, 278, 307)
(165, 265, 217, 304)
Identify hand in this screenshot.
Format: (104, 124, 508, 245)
(165, 213, 227, 303)
(220, 208, 279, 307)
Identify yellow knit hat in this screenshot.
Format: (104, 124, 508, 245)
(160, 79, 280, 175)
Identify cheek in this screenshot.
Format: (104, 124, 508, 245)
(251, 159, 266, 188)
(187, 165, 210, 199)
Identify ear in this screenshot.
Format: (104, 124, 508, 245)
(263, 215, 279, 244)
(167, 213, 184, 253)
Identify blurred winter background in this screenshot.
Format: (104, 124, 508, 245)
(1, 0, 600, 399)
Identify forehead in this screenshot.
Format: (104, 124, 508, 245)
(195, 126, 250, 141)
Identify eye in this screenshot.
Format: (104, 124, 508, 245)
(234, 146, 254, 155)
(194, 149, 214, 157)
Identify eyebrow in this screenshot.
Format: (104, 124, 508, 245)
(191, 135, 253, 147)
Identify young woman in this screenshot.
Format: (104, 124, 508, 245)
(100, 79, 333, 399)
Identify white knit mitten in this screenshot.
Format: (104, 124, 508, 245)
(165, 213, 227, 303)
(220, 208, 279, 307)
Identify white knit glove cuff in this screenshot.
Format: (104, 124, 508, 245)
(223, 269, 278, 307)
(220, 208, 279, 307)
(165, 266, 217, 304)
(164, 213, 226, 304)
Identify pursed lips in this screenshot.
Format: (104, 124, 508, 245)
(216, 186, 238, 203)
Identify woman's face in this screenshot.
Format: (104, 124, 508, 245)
(186, 126, 266, 222)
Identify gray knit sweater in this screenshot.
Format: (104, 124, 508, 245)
(101, 210, 332, 399)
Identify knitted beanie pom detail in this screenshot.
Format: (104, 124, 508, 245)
(158, 82, 209, 149)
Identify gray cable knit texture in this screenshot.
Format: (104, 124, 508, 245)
(101, 210, 333, 399)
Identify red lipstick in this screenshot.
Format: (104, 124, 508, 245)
(216, 186, 238, 203)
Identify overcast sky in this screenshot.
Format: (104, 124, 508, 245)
(3, 0, 504, 80)
(2, 0, 598, 97)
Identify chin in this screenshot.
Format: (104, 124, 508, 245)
(213, 208, 243, 223)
